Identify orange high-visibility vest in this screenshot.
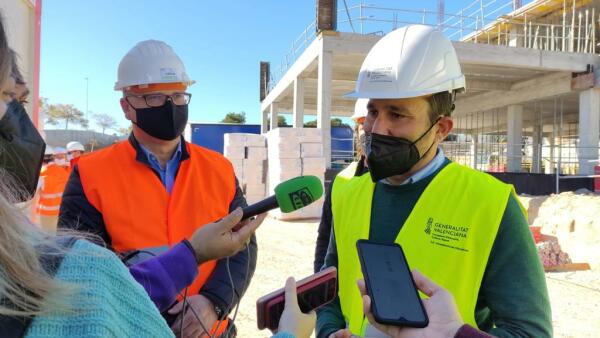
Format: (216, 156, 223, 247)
(36, 164, 70, 216)
(77, 140, 236, 297)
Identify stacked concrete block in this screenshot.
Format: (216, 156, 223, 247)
(224, 133, 267, 204)
(266, 128, 326, 220)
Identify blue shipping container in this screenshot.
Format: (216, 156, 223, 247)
(189, 123, 354, 161)
(189, 123, 261, 153)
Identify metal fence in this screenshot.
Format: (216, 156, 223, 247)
(442, 140, 600, 175)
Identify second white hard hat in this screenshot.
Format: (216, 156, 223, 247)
(66, 141, 85, 152)
(53, 146, 67, 155)
(114, 40, 194, 91)
(346, 25, 465, 99)
(350, 98, 369, 121)
(44, 145, 54, 155)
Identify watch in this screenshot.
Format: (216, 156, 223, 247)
(214, 303, 226, 320)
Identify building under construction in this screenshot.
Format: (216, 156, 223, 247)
(260, 0, 600, 186)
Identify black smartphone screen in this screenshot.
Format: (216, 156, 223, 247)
(267, 278, 336, 329)
(357, 240, 428, 326)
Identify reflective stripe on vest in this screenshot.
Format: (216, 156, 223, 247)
(77, 140, 237, 296)
(332, 162, 525, 336)
(40, 192, 63, 199)
(36, 164, 70, 216)
(37, 204, 61, 211)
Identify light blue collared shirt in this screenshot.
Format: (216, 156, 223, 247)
(382, 147, 446, 185)
(139, 142, 182, 193)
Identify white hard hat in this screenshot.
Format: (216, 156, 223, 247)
(66, 141, 85, 152)
(44, 145, 54, 155)
(53, 147, 67, 155)
(114, 40, 194, 91)
(346, 25, 465, 99)
(350, 98, 369, 121)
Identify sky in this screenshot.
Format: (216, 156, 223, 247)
(40, 0, 526, 133)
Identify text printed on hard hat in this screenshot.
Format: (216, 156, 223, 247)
(367, 67, 393, 83)
(160, 68, 178, 81)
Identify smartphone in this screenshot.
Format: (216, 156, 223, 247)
(356, 240, 428, 328)
(256, 267, 337, 331)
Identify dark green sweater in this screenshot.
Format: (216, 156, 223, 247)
(316, 160, 552, 338)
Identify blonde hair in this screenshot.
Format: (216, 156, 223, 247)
(0, 12, 78, 318)
(0, 13, 11, 89)
(0, 170, 75, 317)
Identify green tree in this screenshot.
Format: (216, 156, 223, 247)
(45, 103, 88, 130)
(277, 115, 288, 127)
(221, 111, 246, 124)
(331, 118, 344, 127)
(93, 113, 117, 134)
(304, 120, 317, 128)
(118, 125, 133, 136)
(303, 118, 348, 128)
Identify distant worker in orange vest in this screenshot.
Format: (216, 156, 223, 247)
(58, 40, 256, 337)
(66, 141, 85, 167)
(36, 146, 70, 232)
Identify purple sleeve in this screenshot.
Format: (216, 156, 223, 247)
(129, 240, 199, 312)
(454, 325, 495, 338)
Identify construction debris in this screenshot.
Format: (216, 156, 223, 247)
(520, 192, 600, 270)
(537, 235, 572, 268)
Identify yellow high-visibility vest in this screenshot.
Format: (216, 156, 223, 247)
(332, 162, 525, 336)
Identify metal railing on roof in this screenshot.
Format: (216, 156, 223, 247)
(269, 0, 597, 91)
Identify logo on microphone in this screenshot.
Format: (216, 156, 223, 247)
(288, 188, 315, 209)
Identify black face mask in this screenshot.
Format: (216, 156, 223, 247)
(0, 100, 46, 201)
(133, 100, 188, 141)
(366, 118, 440, 182)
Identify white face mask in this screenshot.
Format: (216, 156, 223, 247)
(67, 154, 73, 161)
(54, 158, 67, 166)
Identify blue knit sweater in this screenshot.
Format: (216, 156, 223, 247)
(23, 239, 302, 337)
(25, 239, 174, 338)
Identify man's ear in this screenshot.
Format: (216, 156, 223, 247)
(121, 98, 136, 122)
(436, 116, 454, 142)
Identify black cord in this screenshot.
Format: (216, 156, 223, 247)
(212, 256, 237, 336)
(225, 244, 251, 337)
(180, 286, 214, 338)
(180, 288, 187, 338)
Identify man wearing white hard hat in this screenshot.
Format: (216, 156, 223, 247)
(351, 98, 369, 159)
(66, 141, 85, 167)
(35, 146, 70, 232)
(313, 98, 372, 273)
(58, 40, 256, 337)
(318, 25, 551, 338)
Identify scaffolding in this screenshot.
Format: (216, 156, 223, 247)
(269, 0, 600, 90)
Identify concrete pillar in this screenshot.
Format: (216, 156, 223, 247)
(547, 135, 556, 174)
(532, 125, 542, 173)
(508, 26, 523, 47)
(293, 77, 305, 128)
(578, 88, 600, 175)
(507, 105, 523, 172)
(470, 134, 478, 170)
(317, 50, 332, 167)
(261, 110, 268, 134)
(270, 102, 278, 131)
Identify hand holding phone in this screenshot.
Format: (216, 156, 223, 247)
(277, 277, 317, 337)
(357, 270, 465, 338)
(356, 240, 428, 328)
(257, 267, 337, 331)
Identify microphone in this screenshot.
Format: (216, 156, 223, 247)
(241, 175, 324, 221)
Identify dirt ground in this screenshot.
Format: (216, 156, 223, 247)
(232, 216, 600, 338)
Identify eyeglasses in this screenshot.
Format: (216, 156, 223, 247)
(125, 92, 192, 108)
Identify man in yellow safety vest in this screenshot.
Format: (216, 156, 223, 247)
(317, 25, 552, 338)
